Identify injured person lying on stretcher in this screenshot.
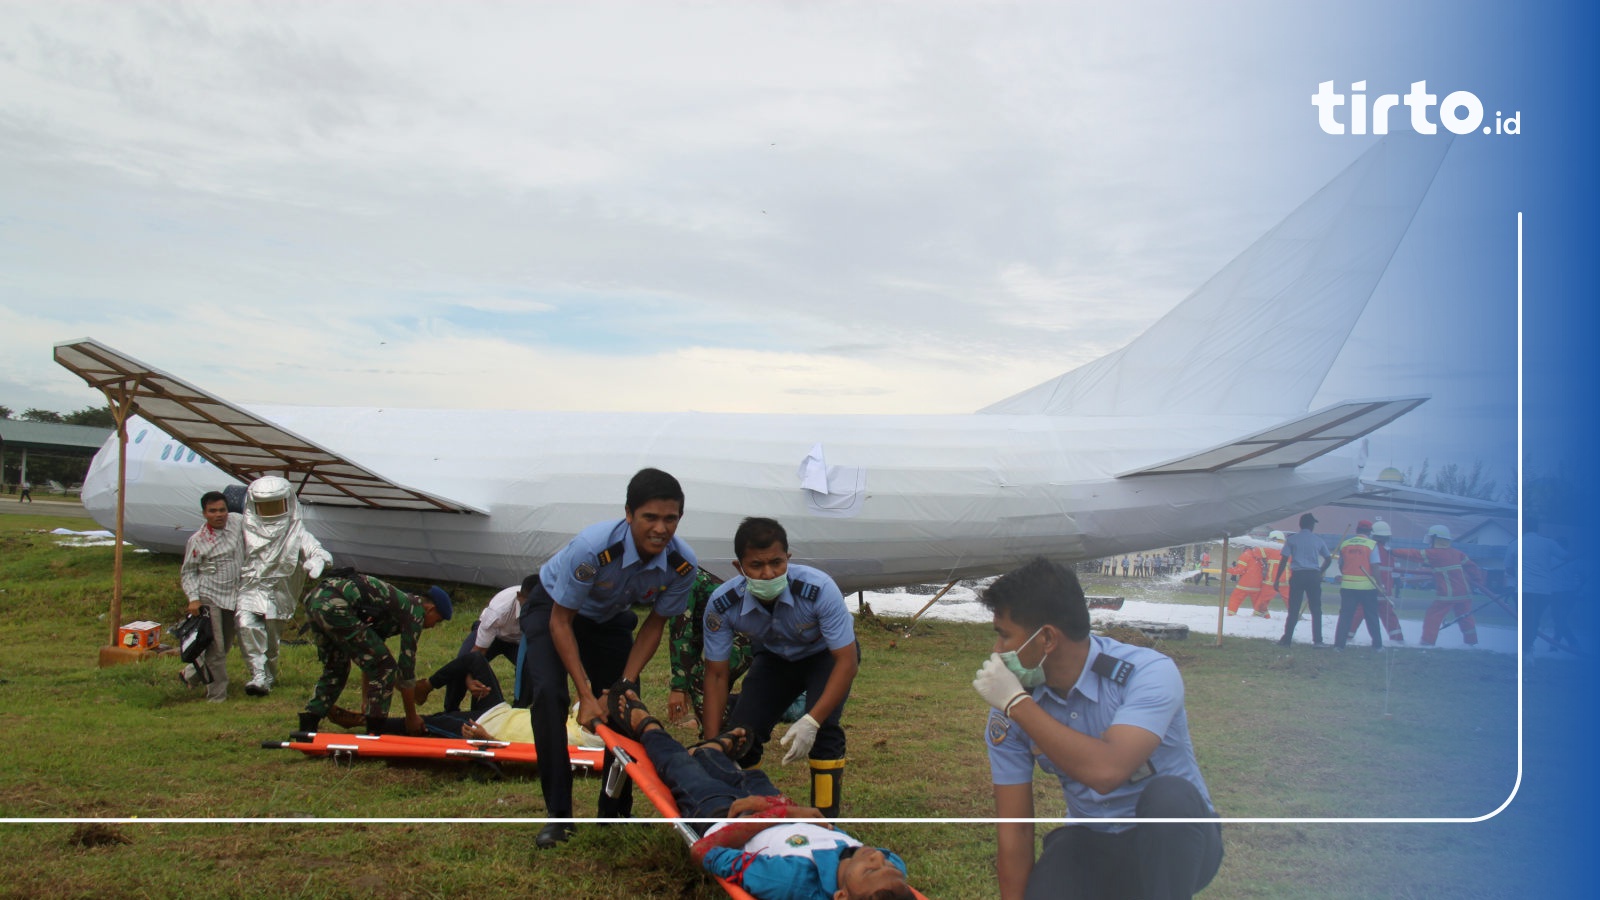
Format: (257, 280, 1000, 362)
(329, 651, 600, 750)
(604, 687, 913, 900)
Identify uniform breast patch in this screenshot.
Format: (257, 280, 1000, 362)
(786, 834, 809, 848)
(574, 562, 597, 583)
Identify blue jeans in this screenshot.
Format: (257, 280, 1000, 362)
(639, 728, 780, 834)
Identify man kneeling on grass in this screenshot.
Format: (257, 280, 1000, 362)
(974, 558, 1222, 900)
(605, 687, 913, 900)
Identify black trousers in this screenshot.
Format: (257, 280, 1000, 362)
(1334, 588, 1382, 649)
(443, 625, 520, 712)
(1025, 776, 1223, 900)
(1524, 591, 1582, 651)
(729, 647, 853, 767)
(1281, 570, 1325, 644)
(369, 652, 507, 737)
(515, 583, 637, 819)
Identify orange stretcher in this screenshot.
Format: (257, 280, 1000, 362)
(592, 723, 931, 900)
(262, 729, 607, 771)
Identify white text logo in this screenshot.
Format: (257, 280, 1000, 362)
(1313, 81, 1520, 136)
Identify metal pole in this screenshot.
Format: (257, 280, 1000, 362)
(1214, 536, 1229, 646)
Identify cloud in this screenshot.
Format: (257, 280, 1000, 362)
(0, 1, 1519, 488)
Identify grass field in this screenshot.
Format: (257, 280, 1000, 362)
(0, 511, 1581, 898)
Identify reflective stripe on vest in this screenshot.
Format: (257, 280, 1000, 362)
(1339, 536, 1377, 589)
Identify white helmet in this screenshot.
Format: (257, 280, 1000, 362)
(1268, 530, 1286, 543)
(1370, 521, 1392, 538)
(1426, 524, 1452, 542)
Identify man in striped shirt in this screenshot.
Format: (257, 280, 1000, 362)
(179, 490, 244, 702)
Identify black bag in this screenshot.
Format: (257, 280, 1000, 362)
(173, 608, 214, 664)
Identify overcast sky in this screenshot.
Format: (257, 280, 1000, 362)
(0, 1, 1525, 484)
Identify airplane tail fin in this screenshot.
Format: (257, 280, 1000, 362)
(980, 136, 1451, 418)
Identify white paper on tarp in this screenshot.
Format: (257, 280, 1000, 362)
(980, 136, 1451, 419)
(797, 443, 831, 493)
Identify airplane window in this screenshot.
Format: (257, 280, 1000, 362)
(135, 430, 147, 444)
(161, 446, 171, 460)
(187, 450, 197, 463)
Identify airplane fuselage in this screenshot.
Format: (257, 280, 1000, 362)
(82, 407, 1358, 592)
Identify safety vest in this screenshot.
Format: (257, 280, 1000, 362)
(1338, 535, 1378, 589)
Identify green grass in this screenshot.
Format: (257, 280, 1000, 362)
(0, 514, 1559, 898)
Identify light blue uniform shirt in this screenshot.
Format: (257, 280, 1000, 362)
(1282, 529, 1330, 572)
(985, 634, 1213, 832)
(538, 519, 697, 623)
(702, 563, 854, 662)
(1506, 532, 1570, 596)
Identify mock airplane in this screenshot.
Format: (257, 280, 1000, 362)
(56, 137, 1449, 593)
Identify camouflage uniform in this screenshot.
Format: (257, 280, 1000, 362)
(669, 569, 752, 726)
(304, 574, 427, 719)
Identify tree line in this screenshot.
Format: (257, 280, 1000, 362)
(1, 404, 114, 492)
(1400, 458, 1514, 504)
(0, 404, 116, 428)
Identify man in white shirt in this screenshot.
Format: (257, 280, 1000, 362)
(441, 576, 529, 711)
(178, 490, 244, 702)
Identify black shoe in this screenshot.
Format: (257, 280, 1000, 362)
(536, 822, 576, 849)
(1313, 641, 1328, 648)
(1277, 637, 1291, 647)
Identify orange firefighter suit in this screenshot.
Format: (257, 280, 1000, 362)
(1227, 545, 1287, 617)
(1391, 546, 1490, 646)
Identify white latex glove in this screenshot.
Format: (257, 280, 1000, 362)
(304, 557, 325, 580)
(779, 714, 821, 764)
(973, 653, 1030, 715)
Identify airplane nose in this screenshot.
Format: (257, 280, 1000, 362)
(80, 443, 120, 518)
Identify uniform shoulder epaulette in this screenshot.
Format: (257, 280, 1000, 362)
(595, 540, 626, 567)
(1091, 652, 1135, 686)
(789, 578, 821, 602)
(710, 588, 735, 615)
(666, 549, 694, 576)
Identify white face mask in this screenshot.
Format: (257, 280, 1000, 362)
(998, 626, 1050, 688)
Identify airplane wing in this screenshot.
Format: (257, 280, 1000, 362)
(53, 339, 486, 514)
(1118, 396, 1428, 477)
(1328, 478, 1515, 518)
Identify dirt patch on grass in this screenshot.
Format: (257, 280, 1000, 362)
(1102, 625, 1154, 646)
(68, 824, 131, 848)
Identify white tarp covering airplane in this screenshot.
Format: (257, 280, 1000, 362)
(57, 137, 1447, 593)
